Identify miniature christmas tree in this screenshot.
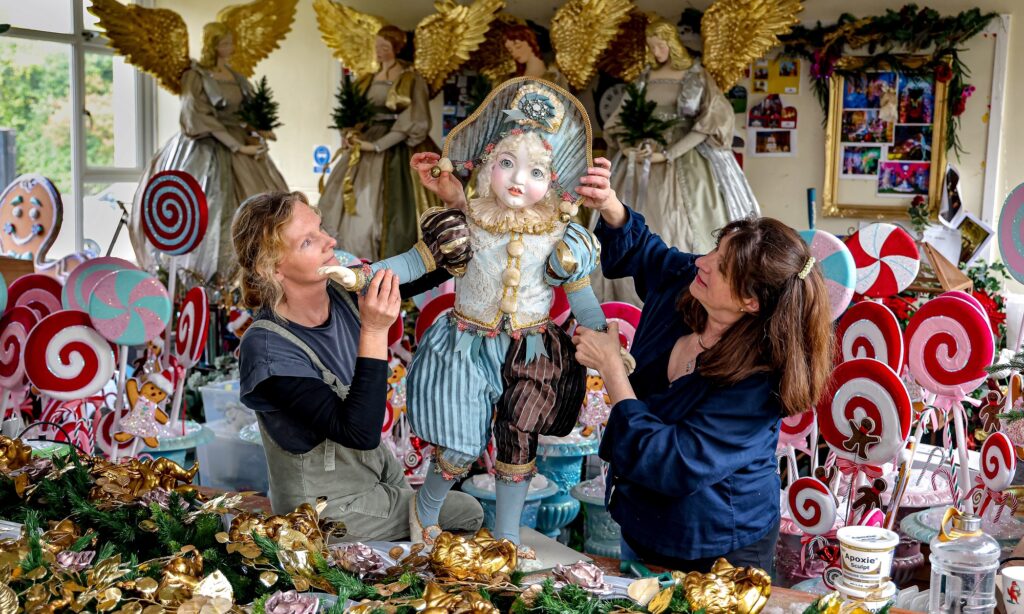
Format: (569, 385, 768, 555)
(237, 76, 282, 134)
(610, 83, 680, 148)
(331, 72, 373, 131)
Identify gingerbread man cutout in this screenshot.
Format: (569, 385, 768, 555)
(980, 390, 1003, 434)
(0, 174, 61, 266)
(852, 477, 888, 518)
(843, 417, 881, 459)
(814, 466, 840, 500)
(116, 370, 173, 447)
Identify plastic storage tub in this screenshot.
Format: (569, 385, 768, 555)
(196, 419, 270, 495)
(199, 380, 256, 431)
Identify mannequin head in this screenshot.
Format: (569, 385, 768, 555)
(199, 22, 234, 69)
(644, 20, 692, 71)
(375, 25, 406, 65)
(476, 131, 557, 212)
(503, 24, 542, 72)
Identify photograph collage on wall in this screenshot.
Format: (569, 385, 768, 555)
(838, 71, 935, 198)
(746, 94, 797, 157)
(751, 57, 800, 95)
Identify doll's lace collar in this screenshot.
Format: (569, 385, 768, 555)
(467, 197, 560, 235)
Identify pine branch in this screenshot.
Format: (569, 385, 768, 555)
(313, 552, 377, 601)
(609, 83, 680, 148)
(237, 76, 283, 132)
(331, 73, 374, 131)
(20, 510, 45, 573)
(68, 530, 96, 552)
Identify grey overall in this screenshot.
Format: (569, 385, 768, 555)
(248, 295, 483, 542)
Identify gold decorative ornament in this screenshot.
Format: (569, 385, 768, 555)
(414, 0, 505, 96)
(551, 0, 633, 91)
(0, 436, 32, 474)
(682, 558, 771, 614)
(88, 0, 298, 95)
(312, 0, 385, 78)
(597, 9, 652, 84)
(464, 13, 525, 85)
(428, 529, 516, 581)
(700, 0, 804, 92)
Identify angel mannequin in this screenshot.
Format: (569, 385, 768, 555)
(317, 25, 439, 261)
(323, 79, 631, 560)
(88, 0, 295, 283)
(594, 17, 764, 305)
(503, 24, 569, 90)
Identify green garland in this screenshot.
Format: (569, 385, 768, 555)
(779, 4, 997, 156)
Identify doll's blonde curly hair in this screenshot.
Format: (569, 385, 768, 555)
(645, 19, 693, 72)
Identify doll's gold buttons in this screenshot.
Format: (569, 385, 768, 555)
(506, 240, 525, 257)
(500, 296, 518, 314)
(502, 268, 521, 287)
(559, 200, 579, 223)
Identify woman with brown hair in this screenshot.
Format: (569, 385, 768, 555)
(502, 24, 569, 89)
(572, 159, 833, 573)
(233, 190, 483, 541)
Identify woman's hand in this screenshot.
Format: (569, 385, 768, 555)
(573, 322, 625, 377)
(411, 152, 468, 210)
(358, 270, 401, 335)
(576, 157, 627, 227)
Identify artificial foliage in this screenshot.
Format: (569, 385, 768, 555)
(609, 83, 681, 149)
(331, 72, 374, 131)
(238, 75, 283, 132)
(778, 4, 997, 156)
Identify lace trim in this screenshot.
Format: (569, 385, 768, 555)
(467, 197, 560, 235)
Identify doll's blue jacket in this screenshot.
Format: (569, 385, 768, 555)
(595, 207, 783, 560)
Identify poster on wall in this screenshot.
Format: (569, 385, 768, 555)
(747, 94, 796, 157)
(822, 57, 948, 220)
(750, 58, 800, 94)
(748, 129, 796, 157)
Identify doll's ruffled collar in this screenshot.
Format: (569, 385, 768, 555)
(467, 197, 559, 235)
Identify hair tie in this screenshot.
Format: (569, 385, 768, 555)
(797, 256, 816, 280)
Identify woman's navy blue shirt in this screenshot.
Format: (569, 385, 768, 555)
(595, 207, 783, 560)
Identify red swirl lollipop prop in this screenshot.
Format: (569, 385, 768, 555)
(167, 287, 209, 429)
(7, 274, 62, 319)
(415, 292, 455, 343)
(845, 223, 920, 298)
(778, 411, 817, 485)
(93, 406, 133, 458)
(788, 476, 838, 536)
(816, 358, 912, 465)
(141, 171, 208, 256)
(971, 432, 1018, 520)
(835, 301, 904, 373)
(24, 310, 116, 402)
(0, 306, 38, 417)
(905, 294, 993, 399)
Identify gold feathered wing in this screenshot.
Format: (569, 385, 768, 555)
(464, 13, 525, 87)
(414, 0, 505, 97)
(88, 0, 190, 95)
(312, 0, 385, 78)
(701, 0, 803, 92)
(217, 0, 299, 78)
(596, 8, 650, 85)
(550, 0, 633, 91)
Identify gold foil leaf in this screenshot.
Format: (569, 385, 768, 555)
(648, 588, 672, 614)
(259, 571, 279, 588)
(193, 570, 232, 602)
(142, 606, 166, 614)
(628, 578, 660, 606)
(117, 602, 143, 614)
(0, 583, 16, 614)
(136, 577, 158, 595)
(214, 532, 229, 544)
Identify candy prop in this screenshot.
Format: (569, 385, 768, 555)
(24, 310, 116, 402)
(778, 411, 815, 486)
(0, 271, 6, 313)
(0, 306, 39, 419)
(816, 358, 912, 465)
(789, 476, 837, 535)
(799, 229, 856, 320)
(834, 301, 904, 373)
(7, 273, 62, 319)
(844, 223, 920, 298)
(140, 170, 208, 256)
(388, 312, 405, 349)
(0, 174, 62, 267)
(968, 432, 1018, 520)
(998, 182, 1024, 284)
(93, 406, 134, 458)
(140, 170, 208, 358)
(61, 256, 137, 312)
(601, 302, 642, 350)
(415, 292, 456, 343)
(166, 287, 209, 430)
(88, 270, 171, 347)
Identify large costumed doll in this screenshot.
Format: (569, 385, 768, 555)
(89, 0, 295, 283)
(313, 0, 503, 260)
(595, 3, 801, 305)
(323, 78, 631, 559)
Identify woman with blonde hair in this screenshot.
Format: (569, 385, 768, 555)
(129, 21, 288, 283)
(594, 17, 759, 306)
(233, 190, 483, 541)
(573, 164, 833, 573)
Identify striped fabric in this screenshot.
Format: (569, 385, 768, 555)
(494, 325, 586, 467)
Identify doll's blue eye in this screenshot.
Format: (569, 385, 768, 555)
(531, 168, 545, 179)
(499, 158, 513, 169)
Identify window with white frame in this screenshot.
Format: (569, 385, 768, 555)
(0, 0, 154, 262)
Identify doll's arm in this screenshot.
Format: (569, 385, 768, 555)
(545, 223, 606, 331)
(322, 207, 471, 290)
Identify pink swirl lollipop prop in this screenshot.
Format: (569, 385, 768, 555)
(7, 274, 62, 318)
(844, 223, 920, 298)
(88, 269, 171, 347)
(62, 256, 137, 312)
(0, 306, 38, 416)
(140, 171, 208, 256)
(904, 294, 994, 399)
(998, 182, 1024, 284)
(800, 229, 856, 320)
(835, 301, 904, 373)
(815, 358, 912, 465)
(788, 476, 837, 536)
(24, 310, 116, 402)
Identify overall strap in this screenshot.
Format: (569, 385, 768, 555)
(248, 319, 350, 401)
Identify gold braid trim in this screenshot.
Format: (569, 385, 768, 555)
(414, 240, 437, 273)
(563, 276, 591, 294)
(495, 459, 537, 482)
(434, 448, 472, 478)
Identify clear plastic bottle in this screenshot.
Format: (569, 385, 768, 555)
(929, 508, 1000, 613)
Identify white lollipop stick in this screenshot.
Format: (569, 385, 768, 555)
(810, 421, 819, 472)
(952, 406, 974, 514)
(169, 374, 186, 430)
(163, 259, 178, 368)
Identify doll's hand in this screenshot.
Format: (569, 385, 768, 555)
(359, 270, 401, 335)
(573, 322, 629, 376)
(318, 265, 359, 291)
(238, 144, 266, 157)
(411, 152, 468, 210)
(421, 207, 471, 275)
(356, 139, 377, 152)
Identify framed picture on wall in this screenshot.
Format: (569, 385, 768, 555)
(823, 56, 949, 220)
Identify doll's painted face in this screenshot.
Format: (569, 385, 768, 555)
(489, 136, 551, 210)
(504, 38, 534, 64)
(646, 35, 670, 65)
(216, 33, 234, 62)
(0, 175, 60, 261)
(375, 36, 396, 64)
